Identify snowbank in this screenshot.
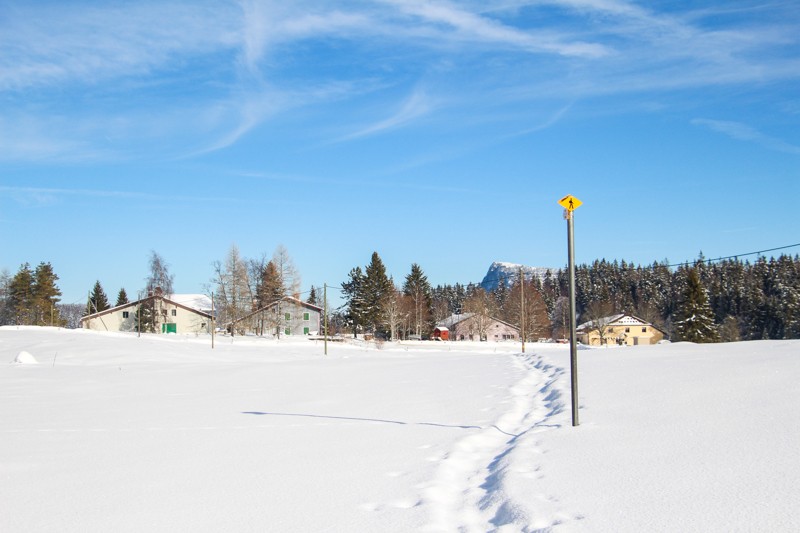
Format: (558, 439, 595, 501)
(12, 350, 38, 364)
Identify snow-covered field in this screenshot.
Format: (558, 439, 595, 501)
(2, 327, 798, 532)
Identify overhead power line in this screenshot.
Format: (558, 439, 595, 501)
(466, 241, 800, 289)
(666, 242, 800, 268)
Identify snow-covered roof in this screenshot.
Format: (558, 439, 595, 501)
(81, 293, 214, 321)
(440, 313, 475, 328)
(577, 314, 653, 331)
(612, 315, 648, 325)
(168, 294, 213, 312)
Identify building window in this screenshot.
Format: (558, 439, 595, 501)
(284, 327, 291, 335)
(171, 309, 177, 317)
(285, 313, 291, 321)
(642, 327, 647, 333)
(625, 327, 630, 333)
(303, 312, 310, 321)
(608, 327, 614, 333)
(123, 311, 129, 318)
(303, 327, 310, 335)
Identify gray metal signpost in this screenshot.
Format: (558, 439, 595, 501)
(559, 194, 582, 427)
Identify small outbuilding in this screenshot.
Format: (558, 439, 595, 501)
(432, 326, 450, 341)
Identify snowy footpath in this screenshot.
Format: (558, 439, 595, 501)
(1, 327, 799, 532)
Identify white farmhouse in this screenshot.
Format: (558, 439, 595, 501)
(80, 292, 213, 334)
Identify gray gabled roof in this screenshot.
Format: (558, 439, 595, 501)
(438, 313, 520, 332)
(228, 296, 322, 326)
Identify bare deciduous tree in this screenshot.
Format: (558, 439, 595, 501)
(272, 245, 300, 299)
(212, 244, 252, 333)
(505, 279, 552, 341)
(582, 300, 617, 345)
(146, 251, 174, 296)
(383, 287, 409, 341)
(551, 296, 570, 340)
(463, 288, 496, 341)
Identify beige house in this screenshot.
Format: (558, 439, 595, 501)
(577, 314, 665, 346)
(80, 293, 213, 334)
(440, 313, 520, 342)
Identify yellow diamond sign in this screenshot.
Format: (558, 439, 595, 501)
(558, 194, 583, 212)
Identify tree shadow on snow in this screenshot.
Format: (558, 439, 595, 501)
(241, 411, 486, 431)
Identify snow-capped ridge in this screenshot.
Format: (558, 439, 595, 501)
(480, 261, 554, 292)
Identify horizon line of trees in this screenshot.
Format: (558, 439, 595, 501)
(2, 251, 798, 343)
(335, 252, 800, 343)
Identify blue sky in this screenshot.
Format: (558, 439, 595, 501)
(1, 0, 799, 307)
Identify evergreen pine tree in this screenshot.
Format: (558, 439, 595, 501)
(0, 268, 11, 325)
(402, 263, 433, 338)
(135, 298, 157, 333)
(8, 263, 35, 325)
(774, 255, 800, 339)
(87, 281, 110, 316)
(32, 262, 62, 326)
(307, 286, 318, 306)
(341, 266, 366, 337)
(362, 252, 394, 336)
(674, 268, 720, 343)
(116, 288, 129, 307)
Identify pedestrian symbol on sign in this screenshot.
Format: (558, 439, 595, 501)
(558, 194, 583, 212)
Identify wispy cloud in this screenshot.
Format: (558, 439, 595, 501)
(0, 2, 239, 92)
(515, 103, 574, 136)
(692, 119, 800, 155)
(0, 186, 237, 209)
(0, 186, 161, 208)
(0, 116, 109, 163)
(382, 0, 609, 57)
(1, 0, 799, 162)
(237, 1, 377, 77)
(335, 87, 436, 142)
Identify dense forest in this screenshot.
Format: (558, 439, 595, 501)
(553, 254, 799, 342)
(2, 252, 798, 343)
(339, 254, 800, 343)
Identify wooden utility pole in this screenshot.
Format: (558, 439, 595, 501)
(211, 292, 215, 349)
